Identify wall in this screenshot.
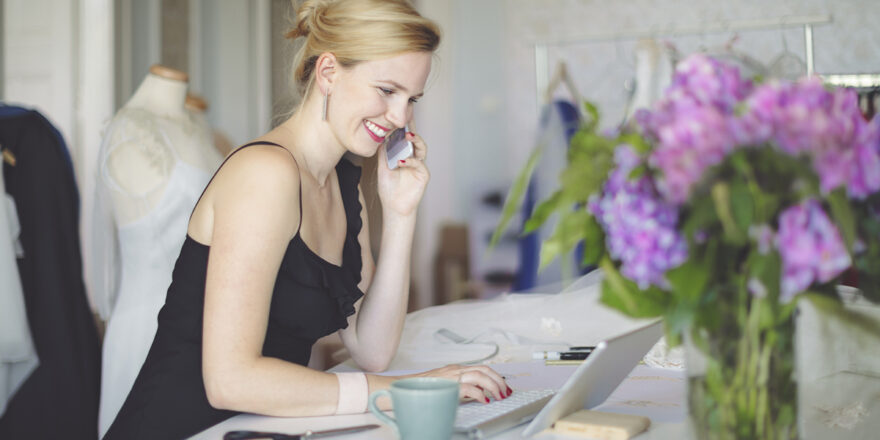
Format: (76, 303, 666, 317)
(5, 1, 878, 310)
(191, 0, 271, 146)
(2, 0, 77, 143)
(502, 0, 880, 185)
(411, 0, 880, 302)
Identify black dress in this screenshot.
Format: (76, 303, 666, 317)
(104, 143, 365, 440)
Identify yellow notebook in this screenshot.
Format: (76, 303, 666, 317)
(551, 409, 650, 440)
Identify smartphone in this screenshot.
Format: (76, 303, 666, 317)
(385, 126, 413, 170)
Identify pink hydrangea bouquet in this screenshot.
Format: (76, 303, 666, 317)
(501, 53, 880, 439)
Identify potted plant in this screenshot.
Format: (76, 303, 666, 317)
(496, 53, 880, 439)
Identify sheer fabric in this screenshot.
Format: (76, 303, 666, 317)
(92, 107, 217, 436)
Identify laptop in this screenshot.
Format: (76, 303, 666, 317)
(453, 319, 664, 439)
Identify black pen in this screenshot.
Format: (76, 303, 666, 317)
(532, 350, 591, 361)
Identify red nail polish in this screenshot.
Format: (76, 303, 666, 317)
(484, 397, 490, 403)
(507, 386, 513, 395)
(399, 160, 405, 164)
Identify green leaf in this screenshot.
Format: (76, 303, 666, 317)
(855, 212, 880, 303)
(664, 300, 695, 346)
(599, 257, 666, 317)
(827, 188, 857, 252)
(711, 182, 746, 245)
(617, 132, 652, 155)
(489, 146, 543, 248)
(562, 132, 615, 200)
(747, 250, 781, 303)
(582, 101, 600, 132)
(581, 216, 605, 266)
(538, 237, 564, 271)
(682, 196, 718, 242)
(728, 150, 753, 177)
(729, 180, 754, 234)
(538, 210, 593, 269)
(628, 164, 647, 181)
(756, 296, 775, 331)
(523, 191, 563, 234)
(666, 257, 712, 302)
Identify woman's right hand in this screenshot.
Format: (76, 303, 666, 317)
(375, 131, 430, 217)
(409, 364, 512, 403)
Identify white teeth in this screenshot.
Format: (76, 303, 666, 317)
(365, 120, 387, 138)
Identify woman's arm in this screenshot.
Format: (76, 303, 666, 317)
(339, 187, 414, 372)
(198, 146, 399, 416)
(338, 132, 425, 371)
(335, 135, 511, 402)
(198, 145, 507, 416)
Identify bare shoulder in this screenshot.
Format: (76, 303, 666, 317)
(219, 145, 300, 185)
(189, 144, 302, 243)
(213, 145, 301, 212)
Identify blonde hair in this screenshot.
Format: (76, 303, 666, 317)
(286, 0, 441, 98)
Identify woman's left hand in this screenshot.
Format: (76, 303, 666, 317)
(409, 364, 512, 403)
(376, 131, 429, 217)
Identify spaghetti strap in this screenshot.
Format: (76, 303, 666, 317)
(189, 141, 304, 234)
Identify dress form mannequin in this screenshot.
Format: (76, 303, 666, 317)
(103, 65, 219, 221)
(93, 64, 220, 437)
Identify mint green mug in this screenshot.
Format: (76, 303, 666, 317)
(368, 377, 460, 440)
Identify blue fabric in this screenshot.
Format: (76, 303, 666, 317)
(514, 181, 539, 291)
(514, 100, 582, 291)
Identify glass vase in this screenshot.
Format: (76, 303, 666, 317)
(685, 293, 798, 440)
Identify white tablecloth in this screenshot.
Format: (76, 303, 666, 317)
(193, 273, 880, 439)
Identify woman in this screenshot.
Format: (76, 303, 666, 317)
(103, 1, 510, 438)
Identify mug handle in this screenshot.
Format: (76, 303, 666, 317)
(368, 390, 399, 437)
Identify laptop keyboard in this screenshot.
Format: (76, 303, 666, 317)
(455, 389, 556, 438)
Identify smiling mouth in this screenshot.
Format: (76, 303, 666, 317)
(364, 120, 389, 142)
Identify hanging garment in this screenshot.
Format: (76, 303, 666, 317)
(95, 108, 214, 436)
(103, 142, 365, 440)
(0, 105, 101, 440)
(515, 100, 582, 291)
(0, 149, 39, 418)
(624, 39, 675, 126)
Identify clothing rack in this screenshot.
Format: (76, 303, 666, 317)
(533, 14, 833, 111)
(822, 74, 880, 90)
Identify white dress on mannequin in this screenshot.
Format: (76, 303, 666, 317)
(93, 66, 220, 437)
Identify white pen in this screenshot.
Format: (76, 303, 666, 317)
(532, 350, 591, 361)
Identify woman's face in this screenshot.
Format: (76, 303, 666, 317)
(327, 51, 432, 157)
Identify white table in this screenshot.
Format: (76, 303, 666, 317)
(192, 276, 880, 439)
(192, 363, 688, 439)
(193, 275, 689, 439)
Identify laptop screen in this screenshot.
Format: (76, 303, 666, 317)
(520, 319, 664, 437)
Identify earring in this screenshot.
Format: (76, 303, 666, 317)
(322, 90, 329, 121)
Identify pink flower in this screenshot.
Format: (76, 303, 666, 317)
(638, 54, 753, 205)
(590, 145, 688, 289)
(746, 79, 880, 199)
(777, 199, 851, 301)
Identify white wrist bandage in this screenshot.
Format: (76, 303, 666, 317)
(334, 372, 368, 414)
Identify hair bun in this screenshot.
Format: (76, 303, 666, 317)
(285, 0, 328, 40)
